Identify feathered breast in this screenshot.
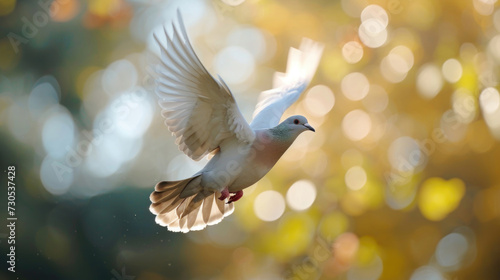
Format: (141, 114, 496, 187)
(251, 130, 293, 169)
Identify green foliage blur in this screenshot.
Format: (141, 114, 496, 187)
(1, 0, 500, 279)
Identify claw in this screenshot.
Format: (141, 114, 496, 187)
(227, 190, 243, 204)
(218, 187, 229, 200)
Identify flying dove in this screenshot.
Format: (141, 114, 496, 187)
(149, 11, 324, 233)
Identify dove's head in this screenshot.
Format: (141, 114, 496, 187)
(283, 115, 315, 132)
(273, 115, 315, 141)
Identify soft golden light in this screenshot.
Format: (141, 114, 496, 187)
(418, 178, 466, 221)
(341, 72, 370, 101)
(417, 64, 443, 99)
(345, 166, 367, 191)
(342, 109, 372, 141)
(304, 85, 335, 117)
(442, 59, 463, 83)
(342, 41, 364, 64)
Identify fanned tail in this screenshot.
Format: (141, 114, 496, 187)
(149, 176, 234, 233)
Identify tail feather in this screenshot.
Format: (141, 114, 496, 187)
(202, 193, 214, 223)
(150, 188, 182, 209)
(149, 176, 234, 233)
(159, 196, 184, 215)
(150, 178, 192, 207)
(208, 195, 229, 225)
(179, 176, 203, 198)
(180, 190, 208, 219)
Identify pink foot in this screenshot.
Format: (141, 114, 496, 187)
(227, 190, 243, 204)
(218, 187, 229, 200)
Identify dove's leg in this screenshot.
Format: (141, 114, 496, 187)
(218, 187, 230, 200)
(227, 190, 243, 204)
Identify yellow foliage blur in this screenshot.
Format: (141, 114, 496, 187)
(418, 177, 466, 221)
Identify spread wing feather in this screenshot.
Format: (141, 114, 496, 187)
(250, 38, 324, 130)
(154, 10, 254, 161)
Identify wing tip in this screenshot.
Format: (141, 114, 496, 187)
(249, 38, 324, 130)
(176, 8, 183, 22)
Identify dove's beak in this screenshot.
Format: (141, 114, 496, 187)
(304, 123, 315, 132)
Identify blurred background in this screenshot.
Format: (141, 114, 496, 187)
(1, 0, 500, 279)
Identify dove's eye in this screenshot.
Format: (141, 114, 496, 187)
(293, 119, 299, 125)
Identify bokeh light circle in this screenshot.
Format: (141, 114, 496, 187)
(417, 64, 443, 99)
(341, 72, 370, 101)
(345, 166, 367, 190)
(410, 266, 445, 280)
(214, 46, 255, 85)
(380, 45, 414, 83)
(102, 59, 138, 96)
(29, 77, 60, 118)
(479, 87, 500, 114)
(226, 27, 269, 62)
(333, 232, 360, 266)
(42, 108, 76, 158)
(0, 0, 16, 16)
(494, 9, 500, 32)
(286, 180, 317, 211)
(221, 0, 245, 6)
(473, 0, 496, 15)
(361, 5, 389, 28)
(442, 59, 463, 83)
(488, 35, 500, 61)
(304, 85, 335, 117)
(254, 190, 285, 221)
(40, 156, 74, 195)
(435, 233, 469, 268)
(342, 109, 372, 141)
(342, 41, 364, 64)
(358, 20, 388, 48)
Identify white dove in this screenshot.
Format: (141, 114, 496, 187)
(149, 11, 324, 233)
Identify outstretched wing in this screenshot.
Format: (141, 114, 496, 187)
(154, 11, 255, 161)
(250, 38, 324, 130)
